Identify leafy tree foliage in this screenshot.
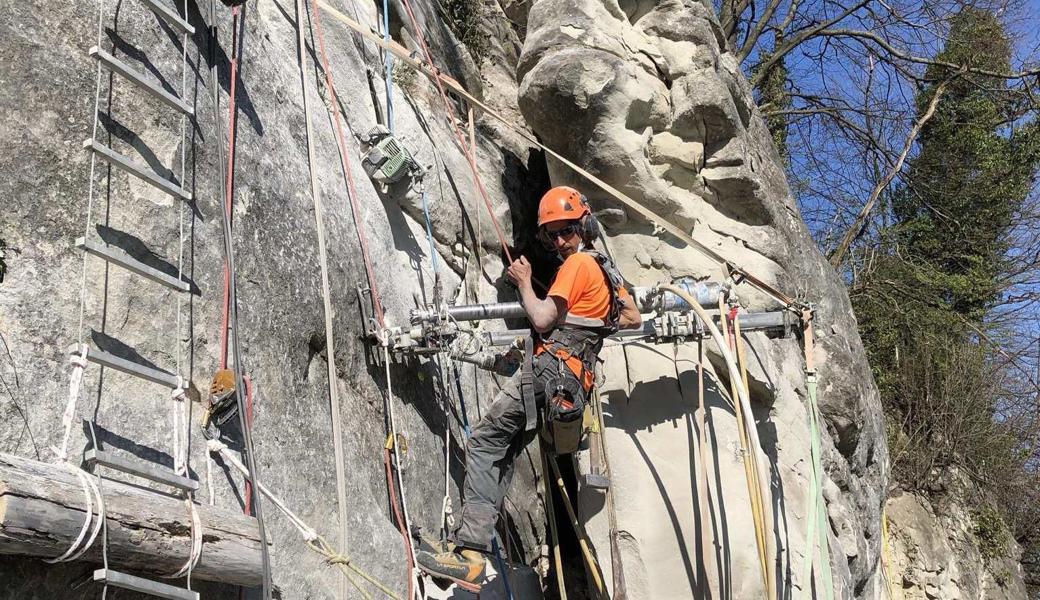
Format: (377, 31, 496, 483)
(851, 8, 1040, 559)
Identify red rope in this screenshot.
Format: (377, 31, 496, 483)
(397, 0, 514, 266)
(309, 0, 386, 328)
(309, 3, 414, 595)
(384, 447, 416, 600)
(243, 375, 255, 515)
(219, 4, 242, 369)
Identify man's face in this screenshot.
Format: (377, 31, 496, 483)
(543, 219, 583, 258)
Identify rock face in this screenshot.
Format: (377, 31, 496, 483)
(884, 492, 1028, 600)
(0, 0, 545, 597)
(2, 0, 960, 598)
(518, 0, 888, 598)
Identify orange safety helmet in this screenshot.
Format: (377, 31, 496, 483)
(537, 186, 590, 227)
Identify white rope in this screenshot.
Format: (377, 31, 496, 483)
(44, 464, 103, 564)
(166, 499, 203, 578)
(207, 438, 319, 542)
(76, 0, 106, 341)
(438, 357, 454, 534)
(86, 421, 111, 600)
(172, 381, 189, 477)
(383, 345, 422, 599)
(54, 345, 89, 462)
(206, 452, 216, 506)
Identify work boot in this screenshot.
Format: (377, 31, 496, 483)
(416, 547, 486, 593)
(411, 529, 455, 555)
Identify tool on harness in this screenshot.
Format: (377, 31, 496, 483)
(203, 369, 239, 431)
(582, 384, 610, 490)
(541, 364, 587, 455)
(358, 125, 423, 187)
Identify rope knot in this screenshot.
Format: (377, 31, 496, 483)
(325, 552, 351, 566)
(206, 439, 228, 454)
(171, 377, 188, 402)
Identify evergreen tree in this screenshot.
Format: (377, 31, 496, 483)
(852, 8, 1040, 486)
(894, 8, 1040, 322)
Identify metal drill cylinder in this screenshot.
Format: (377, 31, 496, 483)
(444, 302, 526, 322)
(659, 279, 724, 311)
(632, 279, 724, 312)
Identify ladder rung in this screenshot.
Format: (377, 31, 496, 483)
(85, 449, 199, 492)
(77, 236, 191, 293)
(89, 47, 194, 117)
(83, 139, 192, 201)
(94, 569, 199, 600)
(137, 0, 195, 36)
(70, 343, 181, 389)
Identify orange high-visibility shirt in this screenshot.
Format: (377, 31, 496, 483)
(535, 252, 629, 388)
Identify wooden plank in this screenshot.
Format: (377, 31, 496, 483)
(94, 569, 199, 600)
(70, 343, 181, 389)
(84, 449, 199, 492)
(76, 236, 191, 293)
(0, 453, 263, 586)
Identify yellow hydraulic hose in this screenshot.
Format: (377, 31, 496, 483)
(658, 284, 776, 598)
(719, 301, 770, 595)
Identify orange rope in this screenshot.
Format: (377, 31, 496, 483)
(309, 0, 386, 328)
(396, 0, 514, 266)
(384, 446, 416, 600)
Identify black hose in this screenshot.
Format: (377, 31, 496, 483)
(209, 2, 273, 597)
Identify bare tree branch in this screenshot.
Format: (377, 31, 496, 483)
(829, 76, 953, 267)
(817, 28, 1040, 79)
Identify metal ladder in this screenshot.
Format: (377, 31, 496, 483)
(71, 0, 202, 597)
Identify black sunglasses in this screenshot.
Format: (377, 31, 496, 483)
(541, 222, 582, 241)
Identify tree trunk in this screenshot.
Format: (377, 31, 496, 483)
(0, 453, 263, 587)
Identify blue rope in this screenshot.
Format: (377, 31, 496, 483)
(421, 189, 439, 274)
(382, 0, 394, 133)
(451, 365, 513, 600)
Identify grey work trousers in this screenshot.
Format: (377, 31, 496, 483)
(453, 355, 555, 552)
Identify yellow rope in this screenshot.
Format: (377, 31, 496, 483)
(540, 443, 568, 600)
(720, 304, 772, 596)
(880, 508, 896, 600)
(547, 453, 608, 599)
(306, 536, 401, 600)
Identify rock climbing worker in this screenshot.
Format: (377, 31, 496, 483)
(416, 185, 642, 591)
